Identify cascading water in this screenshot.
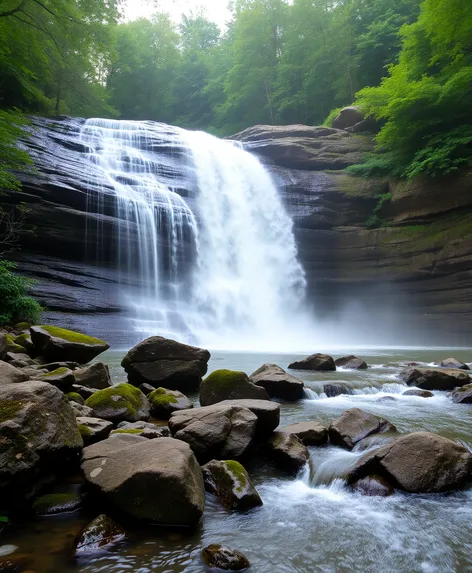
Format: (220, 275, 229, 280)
(80, 118, 309, 349)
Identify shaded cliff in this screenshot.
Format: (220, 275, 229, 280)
(6, 117, 472, 345)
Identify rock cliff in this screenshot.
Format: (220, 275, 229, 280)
(6, 117, 472, 345)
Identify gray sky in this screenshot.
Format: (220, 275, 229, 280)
(124, 0, 232, 28)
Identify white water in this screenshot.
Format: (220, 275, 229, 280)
(80, 119, 309, 349)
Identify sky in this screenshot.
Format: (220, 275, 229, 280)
(124, 0, 232, 29)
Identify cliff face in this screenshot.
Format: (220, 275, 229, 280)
(7, 117, 472, 345)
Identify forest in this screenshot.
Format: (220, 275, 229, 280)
(0, 0, 471, 186)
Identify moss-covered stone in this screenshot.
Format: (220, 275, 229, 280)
(38, 367, 75, 392)
(66, 392, 85, 405)
(32, 492, 82, 515)
(200, 369, 269, 406)
(85, 383, 150, 423)
(110, 428, 144, 435)
(37, 326, 105, 345)
(148, 387, 192, 419)
(15, 322, 31, 331)
(4, 333, 26, 354)
(0, 400, 24, 424)
(78, 424, 93, 438)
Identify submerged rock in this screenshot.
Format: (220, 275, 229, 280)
(200, 369, 269, 406)
(451, 383, 472, 404)
(148, 387, 193, 419)
(400, 367, 470, 391)
(351, 475, 394, 497)
(349, 432, 472, 493)
(85, 383, 150, 423)
(202, 460, 263, 510)
(77, 417, 113, 445)
(32, 492, 82, 515)
(267, 432, 309, 474)
(439, 358, 469, 370)
(202, 544, 250, 571)
(279, 422, 328, 446)
(288, 353, 336, 371)
(323, 383, 353, 398)
(81, 435, 205, 525)
(169, 404, 257, 461)
(402, 389, 434, 398)
(0, 361, 29, 385)
(249, 363, 304, 401)
(74, 514, 125, 555)
(30, 325, 109, 364)
(74, 362, 112, 390)
(334, 355, 368, 370)
(329, 408, 396, 450)
(0, 381, 83, 502)
(217, 399, 280, 436)
(121, 336, 210, 391)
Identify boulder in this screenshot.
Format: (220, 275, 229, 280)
(66, 392, 85, 405)
(121, 336, 210, 391)
(85, 383, 150, 423)
(74, 514, 125, 555)
(32, 491, 82, 515)
(348, 432, 472, 493)
(202, 460, 263, 510)
(329, 408, 396, 450)
(74, 362, 112, 390)
(451, 383, 472, 404)
(148, 387, 193, 419)
(77, 417, 113, 445)
(71, 384, 97, 400)
(113, 421, 170, 439)
(267, 432, 309, 474)
(200, 369, 269, 406)
(351, 475, 394, 497)
(323, 384, 353, 398)
(439, 358, 470, 370)
(0, 381, 83, 502)
(0, 334, 7, 360)
(288, 353, 336, 371)
(81, 435, 205, 525)
(13, 333, 36, 357)
(334, 355, 368, 370)
(0, 360, 29, 385)
(279, 422, 328, 446)
(7, 352, 35, 368)
(37, 367, 75, 392)
(202, 544, 250, 571)
(217, 399, 280, 436)
(139, 383, 155, 396)
(402, 389, 434, 398)
(71, 402, 94, 417)
(399, 367, 470, 391)
(3, 333, 26, 354)
(249, 363, 304, 401)
(168, 404, 258, 461)
(332, 106, 365, 130)
(30, 325, 109, 364)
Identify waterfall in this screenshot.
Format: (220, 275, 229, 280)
(80, 118, 309, 349)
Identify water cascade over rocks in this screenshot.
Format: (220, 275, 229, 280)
(79, 119, 307, 349)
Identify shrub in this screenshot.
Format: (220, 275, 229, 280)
(0, 260, 42, 325)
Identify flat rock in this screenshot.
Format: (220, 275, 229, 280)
(249, 363, 304, 401)
(279, 422, 328, 446)
(200, 369, 269, 406)
(217, 399, 280, 436)
(30, 325, 109, 363)
(288, 353, 336, 371)
(81, 436, 205, 524)
(400, 367, 471, 390)
(329, 408, 396, 450)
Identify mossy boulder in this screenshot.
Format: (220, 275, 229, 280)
(200, 369, 269, 406)
(0, 381, 83, 503)
(32, 492, 82, 515)
(202, 460, 263, 510)
(202, 544, 250, 571)
(74, 362, 112, 390)
(148, 387, 193, 419)
(74, 514, 125, 556)
(0, 360, 29, 386)
(30, 325, 109, 364)
(77, 417, 113, 446)
(288, 353, 336, 371)
(13, 333, 36, 357)
(4, 333, 26, 354)
(85, 383, 150, 423)
(66, 392, 85, 405)
(38, 367, 75, 392)
(267, 432, 310, 474)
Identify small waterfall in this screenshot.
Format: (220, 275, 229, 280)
(80, 119, 308, 348)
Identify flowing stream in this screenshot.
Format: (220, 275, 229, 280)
(80, 119, 307, 350)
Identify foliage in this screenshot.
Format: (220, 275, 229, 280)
(323, 107, 343, 128)
(365, 192, 392, 229)
(0, 260, 42, 325)
(0, 109, 32, 192)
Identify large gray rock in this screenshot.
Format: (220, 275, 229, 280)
(76, 417, 113, 446)
(84, 383, 150, 423)
(279, 422, 328, 446)
(324, 383, 353, 398)
(288, 353, 336, 371)
(30, 325, 109, 363)
(217, 399, 280, 436)
(121, 336, 210, 391)
(0, 360, 29, 385)
(439, 358, 469, 370)
(74, 362, 113, 390)
(202, 459, 263, 510)
(168, 404, 258, 461)
(249, 364, 304, 401)
(0, 381, 83, 502)
(267, 432, 309, 474)
(400, 367, 471, 390)
(329, 408, 396, 450)
(332, 106, 365, 130)
(81, 435, 205, 525)
(334, 355, 368, 370)
(148, 387, 193, 419)
(200, 369, 269, 406)
(451, 383, 472, 404)
(348, 432, 472, 493)
(37, 367, 75, 392)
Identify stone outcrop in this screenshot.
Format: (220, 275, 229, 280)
(249, 363, 304, 401)
(121, 336, 210, 391)
(30, 325, 109, 363)
(81, 434, 205, 524)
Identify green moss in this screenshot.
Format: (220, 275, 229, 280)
(78, 424, 93, 438)
(66, 392, 84, 405)
(39, 325, 106, 345)
(15, 322, 31, 331)
(41, 367, 69, 378)
(0, 400, 24, 424)
(85, 383, 144, 417)
(225, 460, 248, 493)
(110, 428, 144, 435)
(148, 387, 178, 405)
(14, 333, 31, 347)
(5, 333, 25, 353)
(203, 370, 248, 391)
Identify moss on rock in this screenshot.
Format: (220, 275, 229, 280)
(85, 383, 150, 423)
(0, 400, 24, 424)
(200, 369, 269, 406)
(38, 326, 106, 345)
(32, 492, 82, 515)
(148, 387, 192, 420)
(110, 428, 144, 435)
(66, 392, 84, 405)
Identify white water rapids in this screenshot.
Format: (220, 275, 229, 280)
(80, 119, 309, 349)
